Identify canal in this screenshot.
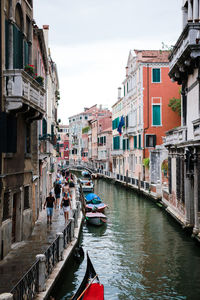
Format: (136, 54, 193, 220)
(51, 178, 200, 300)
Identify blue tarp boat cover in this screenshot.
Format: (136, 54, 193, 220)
(85, 193, 102, 204)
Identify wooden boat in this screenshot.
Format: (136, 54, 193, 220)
(80, 179, 94, 192)
(71, 252, 104, 300)
(85, 212, 107, 226)
(85, 203, 108, 213)
(81, 170, 91, 178)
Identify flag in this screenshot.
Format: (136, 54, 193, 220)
(117, 116, 125, 136)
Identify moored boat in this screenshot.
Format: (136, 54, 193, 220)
(85, 193, 102, 204)
(81, 170, 90, 178)
(85, 202, 108, 213)
(85, 212, 107, 226)
(79, 179, 94, 192)
(71, 252, 104, 300)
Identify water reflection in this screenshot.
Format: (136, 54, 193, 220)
(52, 178, 200, 300)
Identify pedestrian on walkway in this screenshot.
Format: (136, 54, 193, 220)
(54, 178, 61, 208)
(61, 191, 72, 223)
(43, 192, 56, 224)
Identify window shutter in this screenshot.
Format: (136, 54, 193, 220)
(7, 114, 17, 153)
(5, 20, 9, 69)
(104, 136, 106, 144)
(123, 139, 126, 151)
(153, 135, 156, 147)
(127, 139, 129, 150)
(126, 115, 128, 128)
(42, 119, 47, 135)
(134, 136, 137, 149)
(13, 25, 23, 69)
(138, 135, 141, 149)
(153, 105, 161, 126)
(0, 112, 7, 152)
(153, 68, 160, 83)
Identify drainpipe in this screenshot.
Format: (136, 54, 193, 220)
(143, 64, 150, 180)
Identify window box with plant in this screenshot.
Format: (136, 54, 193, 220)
(24, 64, 35, 76)
(35, 75, 44, 87)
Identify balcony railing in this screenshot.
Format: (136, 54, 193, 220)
(193, 118, 200, 139)
(111, 149, 123, 156)
(169, 23, 200, 80)
(4, 69, 45, 114)
(164, 126, 187, 146)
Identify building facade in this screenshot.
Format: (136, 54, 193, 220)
(112, 50, 181, 182)
(163, 0, 200, 240)
(0, 0, 59, 259)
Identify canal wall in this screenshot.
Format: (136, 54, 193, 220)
(95, 171, 198, 242)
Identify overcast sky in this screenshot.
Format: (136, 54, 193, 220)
(34, 0, 182, 124)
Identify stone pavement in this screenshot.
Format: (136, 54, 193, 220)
(0, 204, 73, 294)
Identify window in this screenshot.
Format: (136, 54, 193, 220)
(112, 117, 119, 130)
(134, 136, 137, 149)
(85, 116, 88, 120)
(152, 68, 161, 83)
(138, 134, 141, 149)
(103, 136, 106, 144)
(113, 136, 120, 150)
(152, 105, 161, 126)
(146, 135, 156, 147)
(3, 192, 10, 221)
(24, 186, 30, 209)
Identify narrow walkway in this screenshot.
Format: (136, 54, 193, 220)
(0, 204, 72, 294)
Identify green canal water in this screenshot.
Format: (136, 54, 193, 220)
(51, 178, 200, 300)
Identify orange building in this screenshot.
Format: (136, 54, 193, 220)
(112, 50, 181, 181)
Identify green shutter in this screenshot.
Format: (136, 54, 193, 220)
(139, 135, 141, 149)
(134, 136, 137, 149)
(127, 139, 129, 150)
(153, 68, 160, 83)
(42, 119, 47, 135)
(13, 25, 23, 69)
(153, 105, 161, 126)
(5, 20, 9, 69)
(123, 139, 126, 151)
(104, 136, 106, 144)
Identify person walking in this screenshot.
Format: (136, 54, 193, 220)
(43, 192, 56, 224)
(61, 191, 72, 223)
(54, 178, 61, 208)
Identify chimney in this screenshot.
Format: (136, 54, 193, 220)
(43, 25, 49, 52)
(118, 87, 121, 99)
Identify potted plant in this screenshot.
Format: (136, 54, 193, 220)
(35, 75, 44, 87)
(24, 64, 35, 76)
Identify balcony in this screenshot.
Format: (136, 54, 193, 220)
(193, 118, 200, 140)
(164, 126, 187, 146)
(169, 23, 200, 83)
(4, 69, 45, 115)
(111, 149, 123, 156)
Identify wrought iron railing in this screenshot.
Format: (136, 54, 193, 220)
(11, 259, 39, 300)
(63, 219, 72, 248)
(44, 236, 59, 278)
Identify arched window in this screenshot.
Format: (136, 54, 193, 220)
(13, 4, 24, 68)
